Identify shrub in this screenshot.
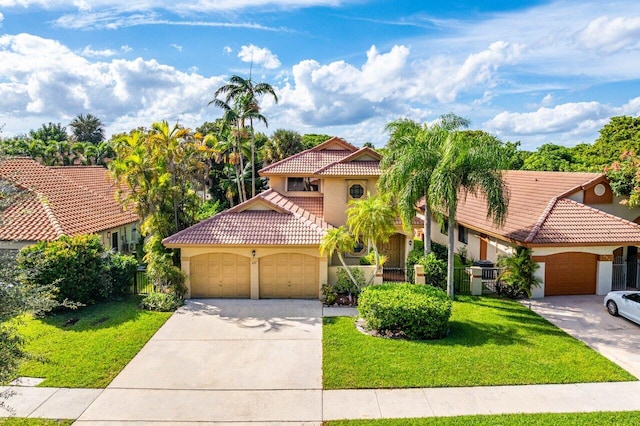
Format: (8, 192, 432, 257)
(419, 253, 447, 290)
(18, 235, 105, 305)
(139, 292, 183, 312)
(101, 253, 138, 299)
(406, 239, 447, 283)
(335, 267, 366, 295)
(359, 250, 388, 266)
(358, 283, 452, 340)
(321, 283, 337, 305)
(497, 247, 541, 298)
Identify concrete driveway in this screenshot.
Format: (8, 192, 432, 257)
(527, 295, 640, 379)
(77, 299, 323, 424)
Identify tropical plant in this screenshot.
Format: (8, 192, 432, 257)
(211, 74, 278, 199)
(497, 247, 541, 298)
(319, 227, 359, 290)
(419, 252, 447, 290)
(606, 150, 640, 207)
(29, 122, 68, 143)
(261, 129, 304, 165)
(334, 267, 366, 296)
(69, 113, 105, 144)
(379, 114, 469, 256)
(346, 194, 396, 285)
(429, 124, 509, 298)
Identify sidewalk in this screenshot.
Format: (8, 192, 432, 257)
(4, 381, 640, 423)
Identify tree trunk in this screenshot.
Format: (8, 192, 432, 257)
(424, 194, 432, 256)
(337, 252, 360, 292)
(250, 117, 256, 199)
(447, 208, 455, 299)
(368, 241, 380, 286)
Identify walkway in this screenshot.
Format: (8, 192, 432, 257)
(2, 302, 640, 423)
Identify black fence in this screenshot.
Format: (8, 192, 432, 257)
(454, 267, 471, 294)
(383, 267, 406, 282)
(133, 266, 154, 295)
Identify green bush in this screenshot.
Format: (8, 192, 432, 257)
(419, 253, 447, 290)
(101, 253, 139, 299)
(405, 240, 446, 283)
(335, 267, 366, 295)
(18, 235, 105, 305)
(358, 283, 452, 340)
(497, 247, 541, 298)
(139, 292, 183, 312)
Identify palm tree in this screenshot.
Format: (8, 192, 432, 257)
(379, 115, 470, 257)
(319, 227, 360, 289)
(346, 194, 397, 285)
(262, 129, 304, 165)
(429, 129, 509, 299)
(69, 114, 105, 145)
(212, 75, 278, 198)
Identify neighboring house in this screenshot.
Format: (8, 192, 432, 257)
(423, 170, 640, 297)
(0, 157, 139, 253)
(164, 137, 417, 299)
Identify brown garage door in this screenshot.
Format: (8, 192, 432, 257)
(189, 253, 250, 298)
(259, 253, 319, 298)
(544, 252, 597, 296)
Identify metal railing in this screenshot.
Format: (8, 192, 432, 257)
(383, 267, 406, 282)
(454, 267, 471, 294)
(133, 266, 154, 295)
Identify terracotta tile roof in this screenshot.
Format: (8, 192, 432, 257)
(528, 198, 640, 245)
(259, 137, 380, 177)
(283, 196, 324, 218)
(163, 189, 332, 246)
(0, 157, 138, 242)
(50, 166, 123, 200)
(449, 170, 640, 245)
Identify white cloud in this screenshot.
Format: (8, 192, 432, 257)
(0, 33, 224, 136)
(223, 46, 232, 55)
(120, 45, 132, 53)
(81, 45, 118, 57)
(0, 12, 4, 25)
(578, 16, 640, 53)
(0, 0, 343, 11)
(238, 44, 281, 69)
(170, 43, 182, 52)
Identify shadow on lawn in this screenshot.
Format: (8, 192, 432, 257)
(37, 296, 148, 332)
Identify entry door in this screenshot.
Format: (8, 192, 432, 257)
(480, 238, 487, 260)
(380, 234, 403, 268)
(627, 246, 638, 288)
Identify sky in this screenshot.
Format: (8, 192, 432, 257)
(0, 1, 639, 150)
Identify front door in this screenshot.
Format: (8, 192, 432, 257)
(380, 234, 403, 268)
(627, 246, 638, 288)
(111, 232, 118, 252)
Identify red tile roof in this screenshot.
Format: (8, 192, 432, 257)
(163, 189, 333, 246)
(0, 158, 138, 242)
(259, 137, 380, 177)
(528, 198, 640, 245)
(450, 170, 640, 245)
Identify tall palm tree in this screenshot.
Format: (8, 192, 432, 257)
(69, 113, 105, 145)
(346, 194, 397, 285)
(379, 115, 470, 256)
(262, 129, 304, 165)
(319, 227, 359, 289)
(212, 75, 278, 198)
(429, 129, 509, 299)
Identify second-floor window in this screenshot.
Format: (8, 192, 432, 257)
(287, 177, 319, 192)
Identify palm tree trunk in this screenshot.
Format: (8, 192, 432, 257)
(447, 209, 455, 299)
(337, 253, 360, 292)
(424, 193, 432, 256)
(250, 117, 256, 199)
(368, 241, 380, 286)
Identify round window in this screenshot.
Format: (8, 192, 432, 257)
(349, 184, 364, 199)
(353, 241, 365, 254)
(594, 183, 606, 197)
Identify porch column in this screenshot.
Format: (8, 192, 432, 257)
(181, 257, 191, 299)
(470, 266, 483, 296)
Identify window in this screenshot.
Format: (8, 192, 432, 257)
(346, 240, 367, 257)
(287, 177, 319, 192)
(349, 184, 364, 199)
(458, 225, 468, 244)
(440, 219, 448, 236)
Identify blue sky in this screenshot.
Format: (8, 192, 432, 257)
(0, 0, 639, 149)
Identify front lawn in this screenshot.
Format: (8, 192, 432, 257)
(325, 411, 640, 426)
(324, 296, 635, 389)
(0, 420, 72, 426)
(13, 297, 172, 388)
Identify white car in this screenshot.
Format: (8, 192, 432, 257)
(604, 291, 640, 325)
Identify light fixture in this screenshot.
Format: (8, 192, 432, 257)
(408, 240, 413, 247)
(107, 232, 111, 238)
(251, 250, 256, 258)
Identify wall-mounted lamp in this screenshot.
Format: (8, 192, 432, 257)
(107, 232, 111, 239)
(251, 250, 256, 258)
(408, 240, 413, 247)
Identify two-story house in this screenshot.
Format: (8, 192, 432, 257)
(163, 137, 415, 299)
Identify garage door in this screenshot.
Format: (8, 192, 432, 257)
(259, 253, 319, 298)
(544, 252, 597, 296)
(189, 253, 250, 298)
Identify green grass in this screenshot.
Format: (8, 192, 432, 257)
(0, 420, 72, 426)
(324, 411, 640, 426)
(13, 297, 172, 388)
(323, 296, 635, 389)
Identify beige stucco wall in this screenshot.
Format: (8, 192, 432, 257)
(328, 265, 381, 286)
(322, 177, 378, 226)
(179, 245, 328, 299)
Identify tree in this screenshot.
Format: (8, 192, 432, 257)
(29, 122, 68, 143)
(261, 129, 304, 165)
(522, 143, 575, 171)
(379, 115, 469, 256)
(301, 134, 332, 149)
(69, 113, 105, 145)
(429, 129, 509, 299)
(496, 247, 541, 298)
(212, 75, 278, 199)
(606, 150, 640, 207)
(346, 194, 397, 285)
(319, 227, 360, 289)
